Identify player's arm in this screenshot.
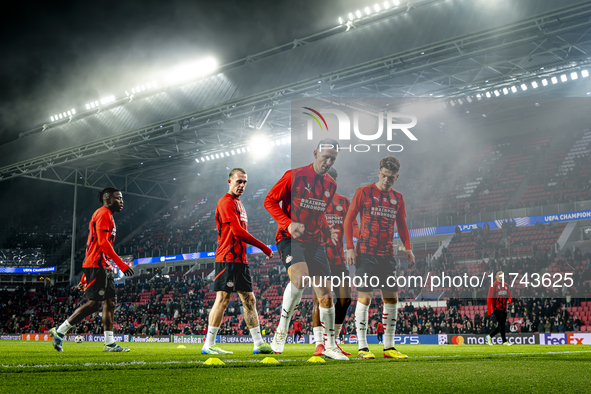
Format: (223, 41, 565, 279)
(229, 221, 273, 258)
(395, 196, 415, 268)
(486, 284, 494, 316)
(264, 171, 295, 235)
(344, 189, 363, 265)
(96, 216, 134, 276)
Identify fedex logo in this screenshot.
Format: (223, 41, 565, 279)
(541, 333, 586, 345)
(304, 107, 418, 141)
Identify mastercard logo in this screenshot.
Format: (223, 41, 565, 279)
(451, 336, 465, 345)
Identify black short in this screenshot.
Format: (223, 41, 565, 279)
(213, 262, 252, 293)
(83, 268, 116, 301)
(277, 238, 331, 277)
(329, 263, 350, 282)
(355, 253, 398, 293)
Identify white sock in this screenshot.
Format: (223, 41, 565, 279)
(355, 303, 369, 350)
(104, 331, 114, 345)
(250, 326, 264, 348)
(57, 320, 72, 336)
(205, 326, 219, 348)
(335, 324, 342, 340)
(277, 282, 304, 332)
(313, 326, 324, 346)
(383, 303, 398, 349)
(320, 306, 336, 349)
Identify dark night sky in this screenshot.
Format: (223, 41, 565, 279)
(0, 0, 365, 143)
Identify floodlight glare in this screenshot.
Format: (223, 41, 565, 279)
(356, 10, 362, 18)
(551, 76, 558, 84)
(206, 156, 210, 161)
(486, 92, 491, 98)
(521, 84, 527, 91)
(560, 75, 567, 82)
(374, 4, 381, 12)
(457, 99, 463, 105)
(165, 57, 218, 84)
(393, 0, 400, 5)
(532, 81, 538, 88)
(338, 17, 343, 25)
(571, 72, 578, 80)
(67, 111, 72, 116)
(582, 70, 589, 78)
(502, 88, 509, 95)
(50, 116, 55, 122)
(511, 86, 517, 93)
(450, 100, 455, 106)
(466, 97, 472, 103)
(494, 90, 500, 96)
(225, 152, 230, 156)
(542, 79, 548, 86)
(215, 153, 220, 159)
(195, 158, 199, 163)
(242, 147, 246, 153)
(281, 137, 289, 144)
(476, 94, 481, 100)
(364, 7, 371, 15)
(348, 13, 354, 20)
(231, 150, 235, 155)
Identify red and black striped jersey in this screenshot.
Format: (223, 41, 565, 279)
(264, 164, 336, 244)
(487, 280, 513, 314)
(83, 207, 117, 269)
(215, 193, 249, 263)
(344, 184, 411, 256)
(323, 193, 358, 266)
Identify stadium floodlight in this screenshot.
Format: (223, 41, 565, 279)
(494, 90, 500, 97)
(467, 97, 472, 103)
(246, 146, 251, 152)
(275, 139, 282, 145)
(231, 150, 235, 155)
(59, 113, 63, 119)
(571, 72, 578, 80)
(338, 17, 343, 25)
(393, 0, 400, 5)
(364, 7, 371, 15)
(582, 70, 589, 77)
(225, 152, 230, 156)
(72, 108, 76, 114)
(50, 116, 55, 122)
(164, 57, 218, 84)
(457, 99, 463, 105)
(521, 84, 527, 91)
(531, 81, 538, 88)
(67, 110, 72, 116)
(206, 156, 210, 161)
(503, 88, 509, 95)
(383, 1, 390, 9)
(486, 92, 491, 98)
(560, 75, 567, 82)
(511, 86, 517, 93)
(215, 153, 220, 159)
(551, 76, 558, 84)
(195, 158, 199, 163)
(374, 4, 381, 12)
(281, 137, 289, 144)
(542, 79, 548, 86)
(348, 12, 354, 20)
(86, 104, 90, 109)
(356, 10, 362, 18)
(450, 100, 455, 106)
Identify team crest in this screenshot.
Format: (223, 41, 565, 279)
(227, 281, 234, 287)
(286, 256, 293, 264)
(98, 289, 105, 296)
(390, 199, 396, 204)
(324, 191, 331, 197)
(336, 205, 343, 211)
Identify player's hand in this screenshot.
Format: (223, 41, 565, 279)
(77, 282, 87, 292)
(406, 250, 415, 268)
(330, 227, 339, 245)
(346, 248, 357, 266)
(288, 222, 305, 239)
(123, 265, 135, 276)
(266, 250, 274, 260)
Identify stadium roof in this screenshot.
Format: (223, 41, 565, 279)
(1, 0, 590, 200)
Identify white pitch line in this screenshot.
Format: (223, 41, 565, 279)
(2, 350, 590, 369)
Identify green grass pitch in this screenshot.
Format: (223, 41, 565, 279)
(1, 341, 591, 393)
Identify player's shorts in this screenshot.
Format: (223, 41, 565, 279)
(277, 238, 331, 277)
(83, 268, 116, 301)
(213, 262, 253, 293)
(355, 253, 398, 293)
(328, 263, 350, 283)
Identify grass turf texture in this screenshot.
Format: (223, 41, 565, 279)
(1, 342, 591, 393)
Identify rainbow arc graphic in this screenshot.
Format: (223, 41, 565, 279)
(302, 107, 329, 132)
